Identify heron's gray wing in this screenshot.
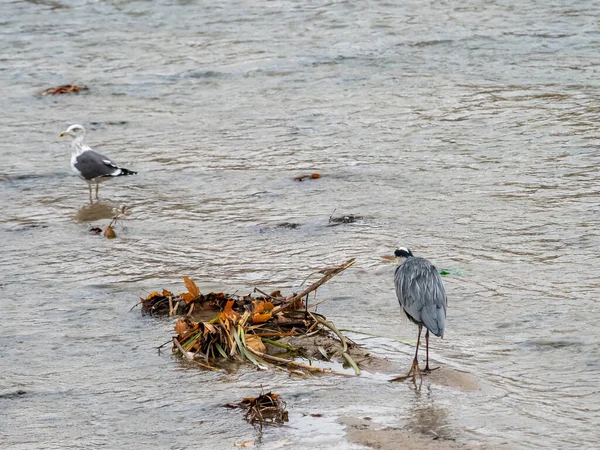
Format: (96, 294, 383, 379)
(73, 150, 120, 180)
(395, 257, 447, 337)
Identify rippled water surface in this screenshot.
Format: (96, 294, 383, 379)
(1, 0, 599, 448)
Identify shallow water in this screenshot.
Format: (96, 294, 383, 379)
(1, 0, 599, 448)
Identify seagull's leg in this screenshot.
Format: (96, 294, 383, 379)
(88, 184, 93, 203)
(423, 329, 440, 373)
(390, 325, 423, 382)
(95, 182, 99, 200)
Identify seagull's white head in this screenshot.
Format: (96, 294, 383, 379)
(59, 124, 86, 140)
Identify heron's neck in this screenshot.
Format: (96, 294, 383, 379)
(70, 136, 87, 155)
(396, 256, 410, 266)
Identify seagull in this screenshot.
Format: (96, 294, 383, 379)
(59, 124, 137, 201)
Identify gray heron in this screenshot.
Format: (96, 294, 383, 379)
(59, 124, 137, 202)
(391, 247, 447, 382)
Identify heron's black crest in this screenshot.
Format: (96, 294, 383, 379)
(394, 248, 413, 258)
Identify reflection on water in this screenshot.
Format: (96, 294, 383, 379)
(406, 387, 452, 440)
(0, 0, 599, 448)
(74, 201, 122, 222)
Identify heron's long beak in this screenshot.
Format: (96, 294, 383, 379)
(59, 131, 68, 137)
(381, 255, 397, 262)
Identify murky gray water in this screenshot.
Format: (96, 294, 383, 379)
(1, 0, 599, 448)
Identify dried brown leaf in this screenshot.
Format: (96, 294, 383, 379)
(220, 299, 240, 322)
(253, 300, 265, 315)
(293, 173, 321, 182)
(41, 84, 87, 96)
(174, 318, 190, 335)
(103, 225, 116, 239)
(181, 292, 196, 304)
(245, 335, 266, 353)
(252, 312, 272, 324)
(183, 276, 200, 299)
(204, 322, 217, 334)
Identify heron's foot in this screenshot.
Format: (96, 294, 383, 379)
(412, 360, 423, 381)
(389, 359, 422, 383)
(423, 365, 440, 374)
(389, 374, 409, 382)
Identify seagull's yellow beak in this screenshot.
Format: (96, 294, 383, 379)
(59, 131, 68, 137)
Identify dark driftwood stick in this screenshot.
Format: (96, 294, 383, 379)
(253, 287, 278, 300)
(271, 258, 356, 315)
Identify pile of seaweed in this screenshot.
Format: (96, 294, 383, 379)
(140, 258, 360, 375)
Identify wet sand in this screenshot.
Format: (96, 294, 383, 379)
(342, 417, 482, 450)
(340, 368, 482, 449)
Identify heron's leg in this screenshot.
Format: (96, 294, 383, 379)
(413, 325, 422, 366)
(95, 182, 99, 200)
(410, 325, 423, 381)
(88, 184, 93, 203)
(425, 329, 430, 370)
(390, 325, 423, 382)
(423, 329, 440, 373)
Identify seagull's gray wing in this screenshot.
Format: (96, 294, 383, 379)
(394, 257, 447, 337)
(73, 150, 122, 181)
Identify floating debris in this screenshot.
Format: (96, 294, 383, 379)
(89, 226, 103, 235)
(103, 225, 117, 239)
(0, 390, 27, 399)
(293, 173, 321, 182)
(276, 222, 301, 229)
(258, 222, 302, 233)
(40, 84, 88, 96)
(89, 121, 128, 127)
(439, 268, 465, 276)
(88, 206, 128, 239)
(328, 214, 361, 226)
(226, 392, 289, 429)
(141, 259, 362, 375)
